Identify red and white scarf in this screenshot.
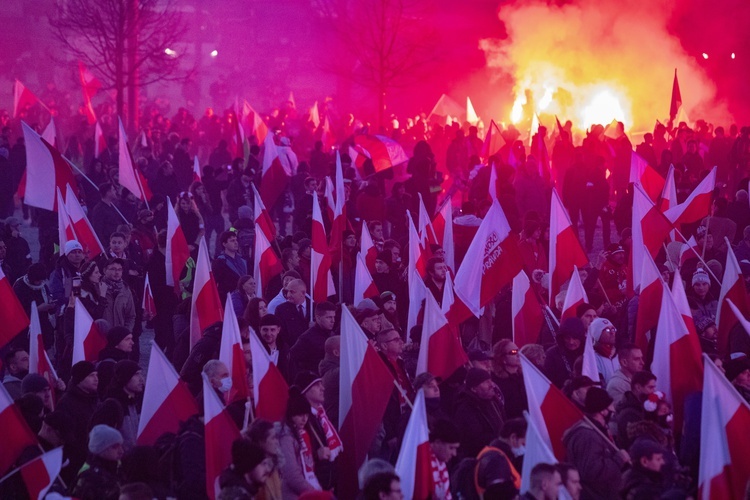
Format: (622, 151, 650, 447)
(430, 452, 452, 499)
(312, 405, 343, 460)
(297, 428, 322, 490)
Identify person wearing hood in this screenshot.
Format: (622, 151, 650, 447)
(543, 317, 586, 388)
(71, 424, 124, 500)
(453, 367, 505, 458)
(105, 360, 145, 451)
(98, 326, 135, 362)
(589, 317, 621, 385)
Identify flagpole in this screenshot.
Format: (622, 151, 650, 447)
(672, 227, 721, 283)
(393, 379, 414, 410)
(596, 279, 614, 305)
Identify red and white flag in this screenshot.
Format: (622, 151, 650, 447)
(320, 116, 336, 151)
(18, 447, 64, 500)
(324, 177, 336, 226)
(417, 194, 438, 245)
(28, 302, 58, 395)
(671, 269, 699, 339)
(137, 342, 198, 445)
(94, 121, 106, 158)
(581, 326, 599, 382)
(252, 184, 276, 242)
(311, 196, 335, 303)
(329, 151, 347, 255)
(630, 151, 665, 203)
(416, 287, 467, 381)
(56, 189, 75, 256)
(354, 253, 378, 306)
(118, 118, 152, 202)
(309, 101, 321, 128)
(250, 329, 288, 422)
(632, 184, 673, 290)
(253, 223, 283, 299)
(394, 391, 433, 500)
(512, 271, 544, 348)
(717, 244, 750, 354)
(727, 299, 750, 339)
(520, 412, 557, 494)
(659, 165, 678, 213)
(0, 266, 30, 350)
(260, 131, 292, 211)
(41, 118, 59, 149)
(698, 353, 750, 500)
(407, 215, 428, 335)
(203, 373, 241, 500)
(679, 236, 701, 266)
(142, 273, 156, 319)
(549, 188, 588, 305)
(349, 145, 370, 173)
(665, 167, 716, 226)
(21, 122, 78, 212)
(78, 61, 101, 124)
(166, 201, 190, 288)
(65, 185, 105, 258)
(431, 200, 455, 271)
(353, 134, 409, 174)
(338, 306, 396, 497)
(242, 100, 269, 145)
(635, 250, 664, 353)
(220, 296, 250, 405)
(193, 156, 201, 183)
(520, 354, 584, 459)
(489, 162, 499, 202)
(481, 119, 503, 159)
(0, 381, 38, 474)
(190, 237, 223, 349)
(13, 80, 40, 117)
(408, 211, 428, 280)
(560, 266, 588, 320)
(72, 297, 106, 364)
(360, 220, 378, 274)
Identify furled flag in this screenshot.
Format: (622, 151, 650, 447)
(13, 80, 41, 117)
(18, 447, 63, 500)
(242, 100, 269, 145)
(664, 167, 716, 227)
(190, 237, 223, 349)
(549, 188, 588, 306)
(260, 129, 292, 210)
(632, 184, 673, 290)
(670, 69, 682, 124)
(118, 118, 152, 202)
(309, 101, 321, 128)
(354, 253, 378, 306)
(630, 151, 665, 203)
(142, 273, 156, 319)
(203, 373, 241, 500)
(0, 381, 38, 474)
(455, 200, 523, 316)
(28, 302, 58, 395)
(220, 296, 250, 405)
(635, 251, 664, 354)
(253, 222, 283, 299)
(520, 412, 558, 494)
(78, 61, 101, 124)
(416, 286, 467, 381)
(679, 236, 701, 267)
(360, 220, 378, 274)
(353, 134, 409, 174)
(72, 297, 106, 364)
(581, 326, 599, 383)
(166, 200, 190, 287)
(94, 121, 107, 159)
(560, 266, 588, 320)
(65, 185, 105, 258)
(137, 342, 198, 445)
(338, 306, 396, 498)
(394, 390, 433, 500)
(481, 119, 503, 159)
(716, 243, 750, 353)
(311, 197, 336, 303)
(431, 200, 455, 271)
(250, 329, 288, 422)
(193, 156, 202, 183)
(56, 189, 76, 255)
(329, 151, 347, 255)
(252, 184, 276, 241)
(512, 271, 544, 348)
(21, 122, 78, 212)
(0, 266, 30, 350)
(520, 354, 584, 459)
(698, 353, 750, 500)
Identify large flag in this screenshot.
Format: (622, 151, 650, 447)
(253, 223, 283, 298)
(664, 167, 716, 227)
(18, 447, 63, 500)
(28, 302, 58, 393)
(338, 306, 396, 497)
(21, 122, 78, 212)
(165, 200, 190, 288)
(549, 189, 588, 306)
(671, 268, 699, 339)
(0, 383, 38, 474)
(394, 391, 433, 500)
(512, 271, 544, 348)
(118, 118, 152, 202)
(353, 253, 378, 306)
(137, 343, 198, 445)
(260, 131, 292, 211)
(520, 355, 584, 459)
(65, 185, 105, 258)
(635, 251, 664, 354)
(698, 353, 750, 500)
(716, 244, 750, 354)
(360, 220, 378, 274)
(78, 61, 101, 124)
(72, 297, 106, 364)
(249, 329, 288, 421)
(670, 69, 682, 123)
(481, 119, 503, 159)
(353, 134, 409, 174)
(220, 296, 250, 405)
(431, 200, 455, 271)
(203, 374, 241, 500)
(13, 80, 40, 117)
(311, 196, 335, 303)
(454, 200, 523, 316)
(560, 266, 588, 320)
(0, 266, 30, 350)
(630, 151, 665, 203)
(416, 287, 467, 380)
(632, 185, 673, 290)
(520, 412, 557, 494)
(190, 237, 223, 349)
(252, 184, 276, 241)
(679, 236, 701, 266)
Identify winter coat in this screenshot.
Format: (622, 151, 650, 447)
(607, 369, 632, 407)
(613, 391, 645, 449)
(12, 275, 54, 344)
(544, 341, 583, 388)
(452, 388, 505, 458)
(180, 322, 222, 396)
(278, 425, 317, 499)
(104, 386, 142, 452)
(493, 371, 528, 420)
(563, 420, 627, 500)
(102, 282, 136, 332)
(289, 323, 335, 379)
(212, 253, 249, 301)
(71, 455, 121, 500)
(620, 465, 667, 500)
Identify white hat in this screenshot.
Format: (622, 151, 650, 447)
(63, 240, 83, 254)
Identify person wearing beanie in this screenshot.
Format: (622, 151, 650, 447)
(575, 302, 598, 330)
(620, 440, 668, 499)
(289, 301, 337, 379)
(589, 318, 621, 385)
(372, 250, 401, 302)
(429, 418, 461, 499)
(21, 373, 56, 412)
(412, 372, 450, 426)
(105, 360, 145, 451)
(378, 291, 401, 332)
(544, 317, 586, 388)
(219, 438, 272, 498)
(279, 387, 322, 498)
(563, 387, 630, 499)
(725, 357, 750, 402)
(695, 316, 719, 355)
(688, 268, 718, 330)
(599, 243, 628, 309)
(57, 361, 100, 476)
(71, 424, 123, 500)
(98, 326, 135, 362)
(453, 367, 504, 457)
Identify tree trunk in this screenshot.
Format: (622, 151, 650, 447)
(127, 0, 139, 135)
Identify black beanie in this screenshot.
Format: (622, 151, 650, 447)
(107, 326, 131, 348)
(113, 360, 141, 386)
(70, 361, 96, 388)
(232, 438, 267, 474)
(285, 388, 311, 419)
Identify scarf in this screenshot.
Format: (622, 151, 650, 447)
(104, 277, 125, 297)
(311, 406, 343, 461)
(430, 452, 452, 500)
(296, 428, 322, 490)
(595, 343, 616, 359)
(22, 276, 49, 304)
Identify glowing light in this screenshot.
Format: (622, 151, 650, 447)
(510, 92, 527, 124)
(580, 89, 627, 130)
(538, 86, 554, 111)
(702, 52, 709, 60)
(164, 48, 177, 57)
(210, 49, 218, 58)
(731, 52, 736, 59)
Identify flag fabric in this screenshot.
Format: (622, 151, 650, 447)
(243, 100, 269, 145)
(309, 101, 321, 128)
(431, 200, 455, 271)
(260, 131, 292, 211)
(320, 116, 336, 151)
(252, 184, 276, 241)
(416, 287, 467, 381)
(219, 296, 251, 405)
(727, 299, 750, 338)
(21, 122, 78, 212)
(0, 266, 30, 350)
(41, 118, 59, 149)
(94, 121, 106, 158)
(72, 297, 106, 364)
(632, 185, 673, 290)
(520, 412, 558, 494)
(56, 189, 75, 256)
(203, 374, 241, 500)
(394, 391, 433, 500)
(249, 329, 288, 421)
(717, 244, 750, 354)
(18, 447, 64, 500)
(630, 151, 665, 203)
(28, 302, 58, 392)
(13, 80, 40, 117)
(118, 118, 152, 202)
(324, 177, 336, 232)
(253, 223, 283, 299)
(142, 273, 156, 319)
(0, 382, 38, 474)
(659, 165, 678, 214)
(670, 69, 682, 123)
(635, 251, 664, 354)
(166, 201, 190, 288)
(489, 162, 499, 202)
(193, 156, 202, 183)
(698, 353, 750, 500)
(549, 189, 588, 305)
(407, 215, 428, 335)
(679, 236, 701, 266)
(512, 271, 544, 348)
(353, 134, 409, 174)
(329, 151, 347, 255)
(581, 327, 599, 383)
(354, 253, 379, 306)
(671, 268, 699, 340)
(232, 106, 246, 160)
(520, 355, 584, 459)
(65, 185, 105, 258)
(481, 120, 503, 159)
(360, 221, 378, 274)
(560, 266, 588, 320)
(137, 343, 198, 445)
(466, 96, 479, 125)
(664, 167, 716, 226)
(311, 196, 336, 303)
(338, 306, 396, 497)
(78, 61, 101, 124)
(189, 237, 223, 349)
(417, 194, 438, 245)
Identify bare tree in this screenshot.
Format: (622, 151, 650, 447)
(50, 0, 189, 131)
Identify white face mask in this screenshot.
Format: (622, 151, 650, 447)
(219, 376, 233, 393)
(511, 445, 526, 457)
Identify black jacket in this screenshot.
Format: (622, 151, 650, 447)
(57, 387, 99, 480)
(620, 465, 667, 500)
(543, 341, 583, 388)
(71, 455, 120, 500)
(614, 391, 645, 449)
(452, 388, 504, 458)
(289, 323, 335, 379)
(276, 299, 312, 348)
(180, 322, 222, 396)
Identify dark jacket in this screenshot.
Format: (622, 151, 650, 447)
(71, 455, 121, 500)
(12, 275, 54, 344)
(276, 299, 312, 348)
(563, 420, 627, 500)
(452, 388, 505, 458)
(90, 201, 123, 245)
(57, 387, 100, 488)
(180, 322, 222, 396)
(620, 465, 667, 500)
(289, 323, 335, 379)
(212, 253, 249, 301)
(614, 391, 645, 449)
(319, 355, 340, 428)
(544, 341, 583, 388)
(493, 371, 528, 420)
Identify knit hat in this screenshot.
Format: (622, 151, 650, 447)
(21, 373, 50, 394)
(569, 375, 596, 392)
(559, 317, 586, 340)
(356, 298, 380, 312)
(63, 240, 83, 254)
(113, 360, 141, 386)
(286, 388, 311, 418)
(380, 291, 396, 303)
(88, 424, 123, 455)
(583, 387, 613, 414)
(231, 439, 267, 474)
(375, 251, 392, 266)
(629, 439, 665, 462)
(692, 268, 710, 286)
(725, 357, 750, 382)
(293, 371, 322, 394)
(465, 368, 491, 390)
(695, 316, 716, 335)
(468, 350, 492, 362)
(106, 326, 131, 348)
(589, 317, 615, 343)
(575, 302, 596, 318)
(70, 361, 96, 388)
(356, 308, 380, 323)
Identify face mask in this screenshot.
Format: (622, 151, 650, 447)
(511, 445, 526, 457)
(557, 485, 574, 500)
(219, 376, 233, 393)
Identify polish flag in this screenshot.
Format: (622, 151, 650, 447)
(549, 188, 588, 306)
(581, 326, 599, 383)
(417, 193, 438, 245)
(203, 374, 241, 500)
(329, 151, 347, 254)
(481, 119, 504, 159)
(56, 189, 76, 255)
(72, 297, 106, 364)
(630, 151, 665, 203)
(166, 200, 190, 287)
(338, 306, 396, 497)
(520, 412, 557, 494)
(260, 131, 292, 211)
(220, 296, 250, 404)
(311, 197, 336, 303)
(0, 266, 30, 350)
(665, 167, 717, 226)
(137, 343, 198, 445)
(717, 244, 750, 354)
(394, 391, 433, 500)
(407, 216, 428, 335)
(632, 184, 673, 290)
(78, 62, 100, 124)
(28, 302, 58, 395)
(360, 221, 378, 274)
(560, 266, 588, 320)
(41, 118, 59, 149)
(142, 273, 156, 319)
(671, 269, 699, 339)
(349, 144, 370, 173)
(698, 353, 750, 500)
(635, 251, 664, 354)
(416, 286, 467, 381)
(21, 122, 78, 212)
(13, 80, 40, 117)
(353, 134, 409, 174)
(512, 271, 544, 348)
(658, 165, 678, 213)
(193, 156, 202, 183)
(455, 200, 523, 316)
(679, 236, 701, 266)
(250, 329, 288, 422)
(253, 223, 283, 299)
(94, 121, 107, 158)
(520, 354, 584, 459)
(320, 116, 336, 150)
(252, 184, 276, 242)
(431, 200, 455, 271)
(233, 105, 246, 159)
(65, 185, 105, 258)
(242, 100, 269, 145)
(0, 382, 38, 474)
(324, 177, 336, 227)
(190, 237, 223, 349)
(651, 283, 703, 435)
(354, 253, 379, 306)
(118, 118, 152, 202)
(408, 211, 428, 280)
(18, 447, 64, 500)
(489, 162, 499, 202)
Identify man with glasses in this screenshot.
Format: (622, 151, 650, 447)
(102, 258, 136, 332)
(376, 328, 413, 461)
(491, 339, 527, 419)
(589, 318, 620, 385)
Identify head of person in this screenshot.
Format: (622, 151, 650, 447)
(374, 252, 392, 274)
(725, 357, 750, 390)
(203, 360, 231, 394)
(605, 243, 626, 266)
(529, 463, 562, 500)
(231, 438, 273, 487)
(64, 240, 85, 266)
(113, 360, 145, 397)
(70, 361, 98, 394)
(630, 440, 665, 473)
(258, 314, 282, 347)
(376, 328, 404, 359)
(380, 292, 397, 315)
(324, 335, 341, 360)
(362, 471, 403, 500)
(282, 248, 300, 270)
(631, 371, 658, 401)
(285, 387, 311, 430)
(499, 418, 528, 457)
(245, 418, 281, 457)
(413, 372, 440, 399)
(119, 482, 154, 500)
(220, 231, 239, 255)
(294, 371, 325, 407)
(557, 464, 582, 500)
(692, 268, 711, 299)
(429, 419, 461, 463)
(492, 339, 520, 375)
(107, 326, 134, 353)
(99, 182, 117, 202)
(109, 232, 127, 254)
(358, 308, 382, 335)
(618, 344, 645, 376)
(315, 301, 336, 331)
(520, 344, 546, 369)
(426, 257, 447, 283)
(576, 302, 598, 330)
(244, 297, 268, 329)
(558, 317, 585, 352)
(284, 279, 307, 306)
(238, 275, 256, 298)
(465, 367, 495, 400)
(89, 424, 124, 462)
(589, 317, 617, 354)
(5, 347, 29, 378)
(385, 240, 402, 263)
(297, 239, 312, 260)
(583, 387, 615, 424)
(104, 258, 125, 283)
(468, 349, 493, 372)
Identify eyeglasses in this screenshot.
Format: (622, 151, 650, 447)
(602, 327, 617, 334)
(383, 337, 403, 344)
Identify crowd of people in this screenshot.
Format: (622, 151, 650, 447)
(1, 93, 750, 500)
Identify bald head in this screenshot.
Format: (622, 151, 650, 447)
(285, 279, 307, 305)
(324, 335, 341, 358)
